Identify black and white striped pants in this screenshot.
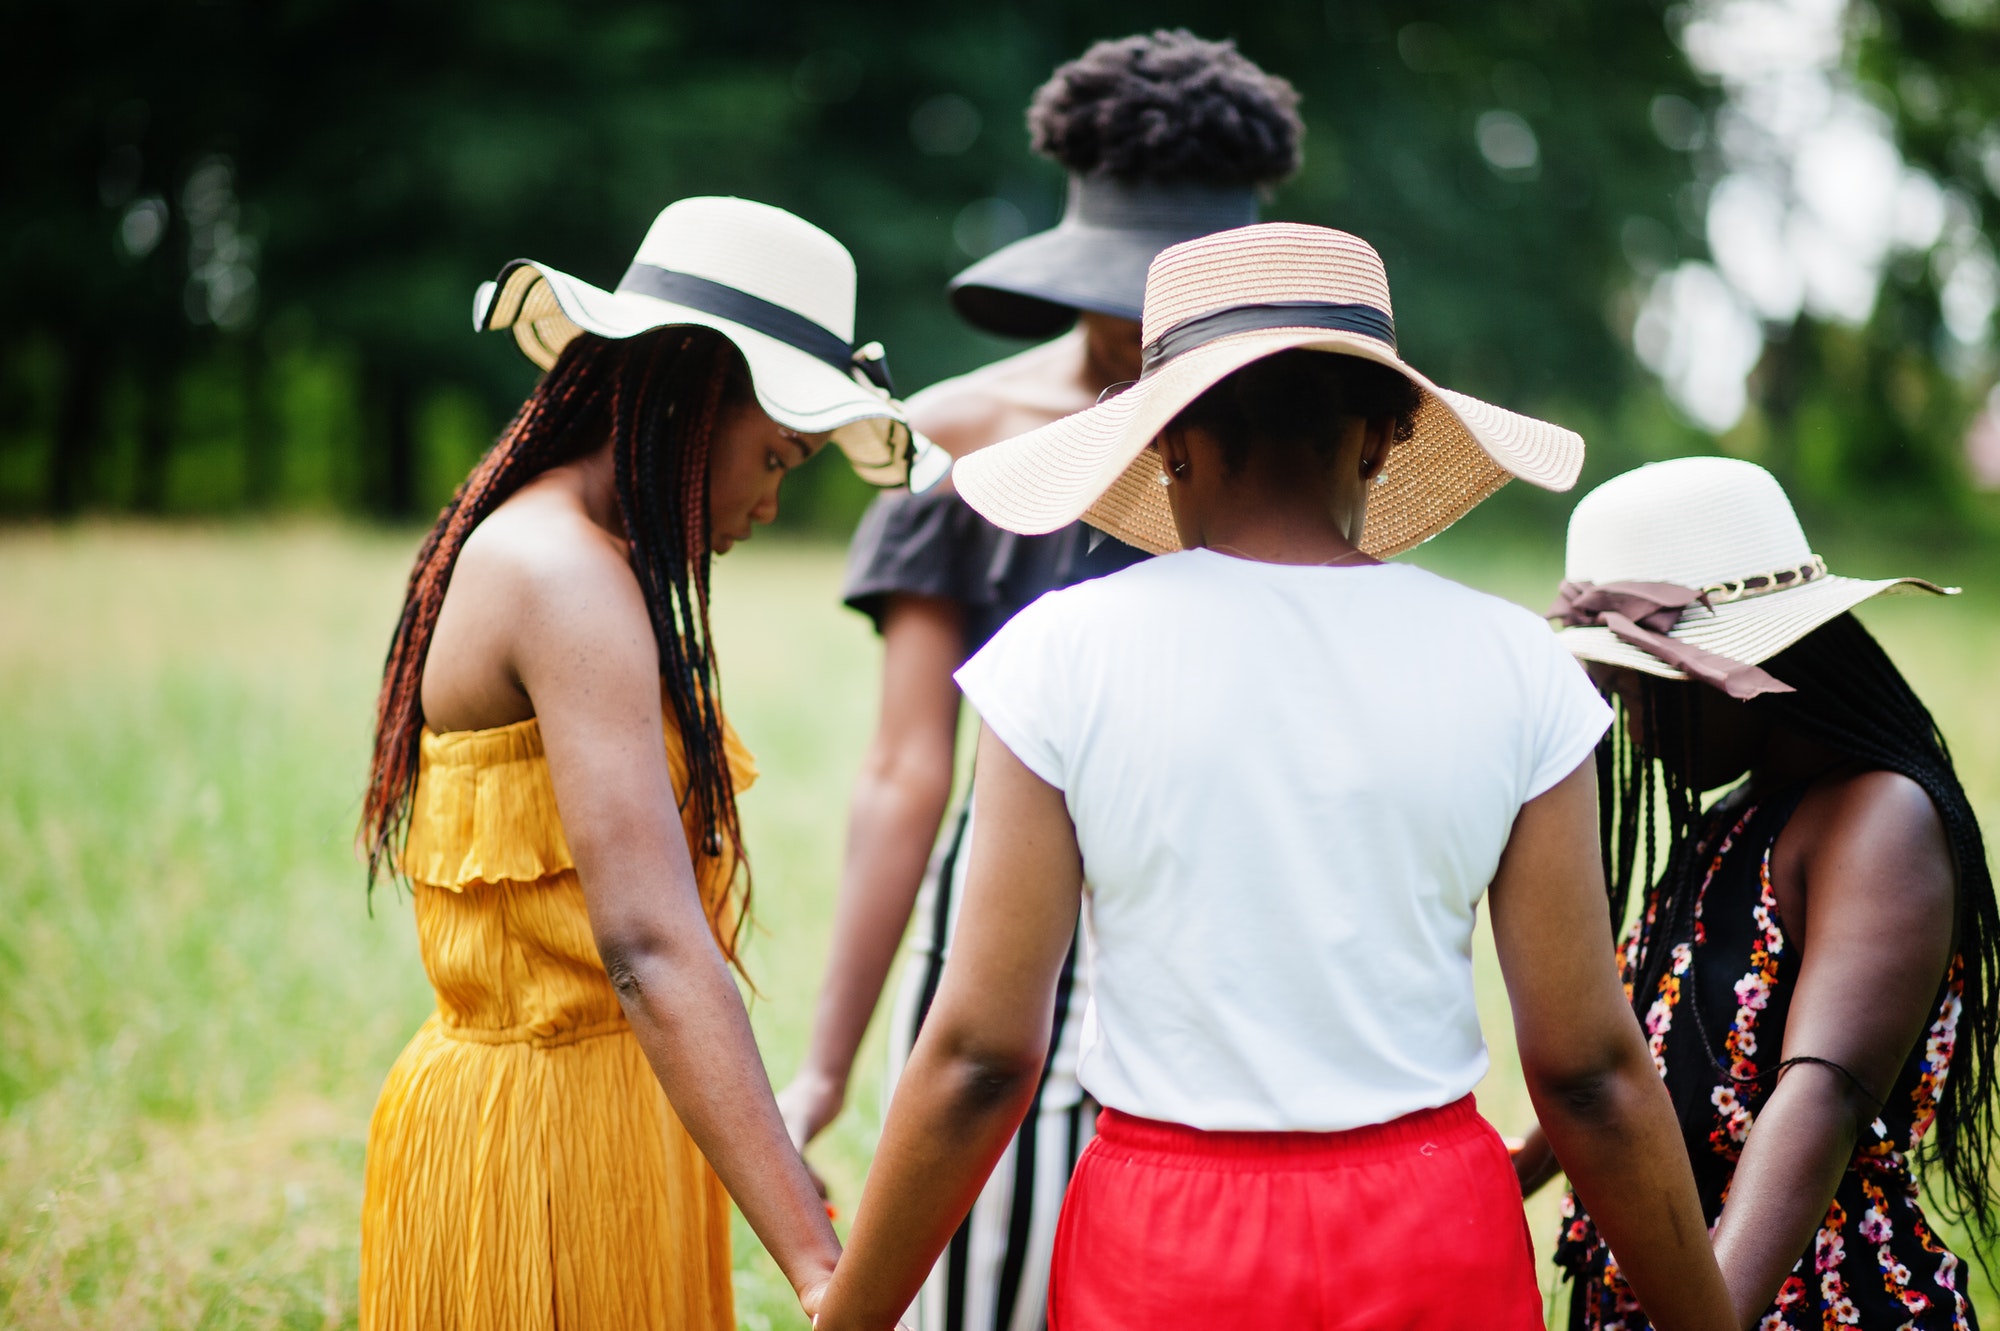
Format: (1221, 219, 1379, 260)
(885, 798, 1095, 1331)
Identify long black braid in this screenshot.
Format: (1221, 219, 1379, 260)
(1601, 612, 1997, 1240)
(608, 328, 750, 929)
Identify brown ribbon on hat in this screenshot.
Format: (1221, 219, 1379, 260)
(1547, 581, 1795, 699)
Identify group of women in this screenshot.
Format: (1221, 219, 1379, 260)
(351, 30, 1995, 1331)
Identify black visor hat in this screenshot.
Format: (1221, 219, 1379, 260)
(948, 176, 1260, 339)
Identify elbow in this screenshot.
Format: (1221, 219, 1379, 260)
(596, 927, 700, 1008)
(1523, 1040, 1647, 1128)
(1532, 1063, 1624, 1124)
(859, 736, 955, 810)
(933, 1033, 1044, 1117)
(597, 934, 654, 1004)
(1796, 1063, 1887, 1139)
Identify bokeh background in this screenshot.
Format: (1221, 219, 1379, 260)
(6, 1, 2000, 1327)
(12, 0, 2000, 530)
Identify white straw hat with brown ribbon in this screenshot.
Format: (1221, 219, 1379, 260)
(473, 196, 947, 490)
(1550, 456, 1954, 699)
(950, 222, 1587, 556)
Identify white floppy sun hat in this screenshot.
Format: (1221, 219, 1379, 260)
(951, 222, 1587, 556)
(1551, 456, 1953, 698)
(474, 196, 948, 490)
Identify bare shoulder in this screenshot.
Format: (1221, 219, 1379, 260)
(909, 333, 1094, 457)
(424, 479, 658, 729)
(455, 490, 633, 619)
(1792, 768, 1955, 906)
(908, 374, 1019, 459)
(1803, 769, 1945, 851)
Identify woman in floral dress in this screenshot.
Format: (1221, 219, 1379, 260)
(1519, 458, 1997, 1330)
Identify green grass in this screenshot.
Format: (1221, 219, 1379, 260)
(0, 517, 1993, 1328)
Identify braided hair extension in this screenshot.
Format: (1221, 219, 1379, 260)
(1602, 612, 1996, 1239)
(607, 327, 753, 963)
(1602, 681, 1706, 1009)
(359, 327, 757, 968)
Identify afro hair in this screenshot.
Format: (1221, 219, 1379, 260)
(1026, 30, 1303, 187)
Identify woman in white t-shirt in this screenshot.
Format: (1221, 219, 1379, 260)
(815, 225, 1738, 1331)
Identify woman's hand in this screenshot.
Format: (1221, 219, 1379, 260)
(811, 1281, 915, 1331)
(1508, 1125, 1561, 1197)
(778, 1066, 848, 1157)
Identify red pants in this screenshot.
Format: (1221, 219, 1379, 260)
(1048, 1097, 1543, 1330)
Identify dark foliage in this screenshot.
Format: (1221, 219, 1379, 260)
(7, 1, 1996, 528)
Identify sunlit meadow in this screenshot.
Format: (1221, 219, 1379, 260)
(1, 513, 1992, 1328)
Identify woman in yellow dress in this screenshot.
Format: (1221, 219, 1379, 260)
(354, 197, 937, 1330)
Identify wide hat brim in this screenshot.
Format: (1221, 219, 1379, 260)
(948, 178, 1263, 341)
(1558, 573, 1955, 679)
(476, 260, 945, 489)
(952, 326, 1585, 558)
(950, 224, 1198, 339)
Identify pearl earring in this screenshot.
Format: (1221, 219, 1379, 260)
(1156, 470, 1171, 487)
(1374, 470, 1389, 487)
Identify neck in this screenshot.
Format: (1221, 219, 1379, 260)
(1077, 313, 1143, 392)
(1182, 450, 1375, 566)
(1745, 725, 1849, 797)
(1193, 488, 1372, 567)
(545, 439, 626, 540)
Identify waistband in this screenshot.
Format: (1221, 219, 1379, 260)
(436, 1014, 629, 1049)
(1094, 1096, 1483, 1169)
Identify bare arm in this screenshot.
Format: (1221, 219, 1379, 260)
(815, 726, 1083, 1331)
(778, 595, 965, 1149)
(1709, 772, 1954, 1327)
(1489, 760, 1736, 1331)
(515, 544, 841, 1312)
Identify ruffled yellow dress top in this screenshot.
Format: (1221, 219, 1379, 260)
(360, 713, 756, 1331)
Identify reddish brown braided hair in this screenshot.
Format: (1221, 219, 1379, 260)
(359, 327, 756, 968)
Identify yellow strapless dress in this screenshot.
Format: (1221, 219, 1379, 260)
(359, 714, 755, 1330)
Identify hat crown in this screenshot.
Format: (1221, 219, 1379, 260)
(1139, 224, 1395, 345)
(632, 197, 857, 341)
(1566, 457, 1813, 588)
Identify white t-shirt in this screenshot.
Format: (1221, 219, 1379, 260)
(953, 549, 1611, 1132)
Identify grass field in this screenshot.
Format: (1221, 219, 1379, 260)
(0, 514, 1994, 1328)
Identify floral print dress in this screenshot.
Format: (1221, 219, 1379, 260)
(1554, 790, 1974, 1331)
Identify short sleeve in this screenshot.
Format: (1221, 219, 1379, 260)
(840, 484, 981, 633)
(1524, 632, 1614, 801)
(953, 598, 1071, 791)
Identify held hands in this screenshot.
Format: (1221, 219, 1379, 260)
(800, 1251, 911, 1331)
(804, 1278, 912, 1331)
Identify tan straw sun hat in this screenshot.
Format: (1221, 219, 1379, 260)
(1551, 456, 1954, 698)
(951, 222, 1587, 555)
(473, 196, 947, 490)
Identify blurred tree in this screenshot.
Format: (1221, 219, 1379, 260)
(11, 0, 1983, 530)
(1853, 0, 2000, 508)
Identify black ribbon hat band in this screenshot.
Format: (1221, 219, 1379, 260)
(1140, 300, 1398, 376)
(617, 262, 895, 394)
